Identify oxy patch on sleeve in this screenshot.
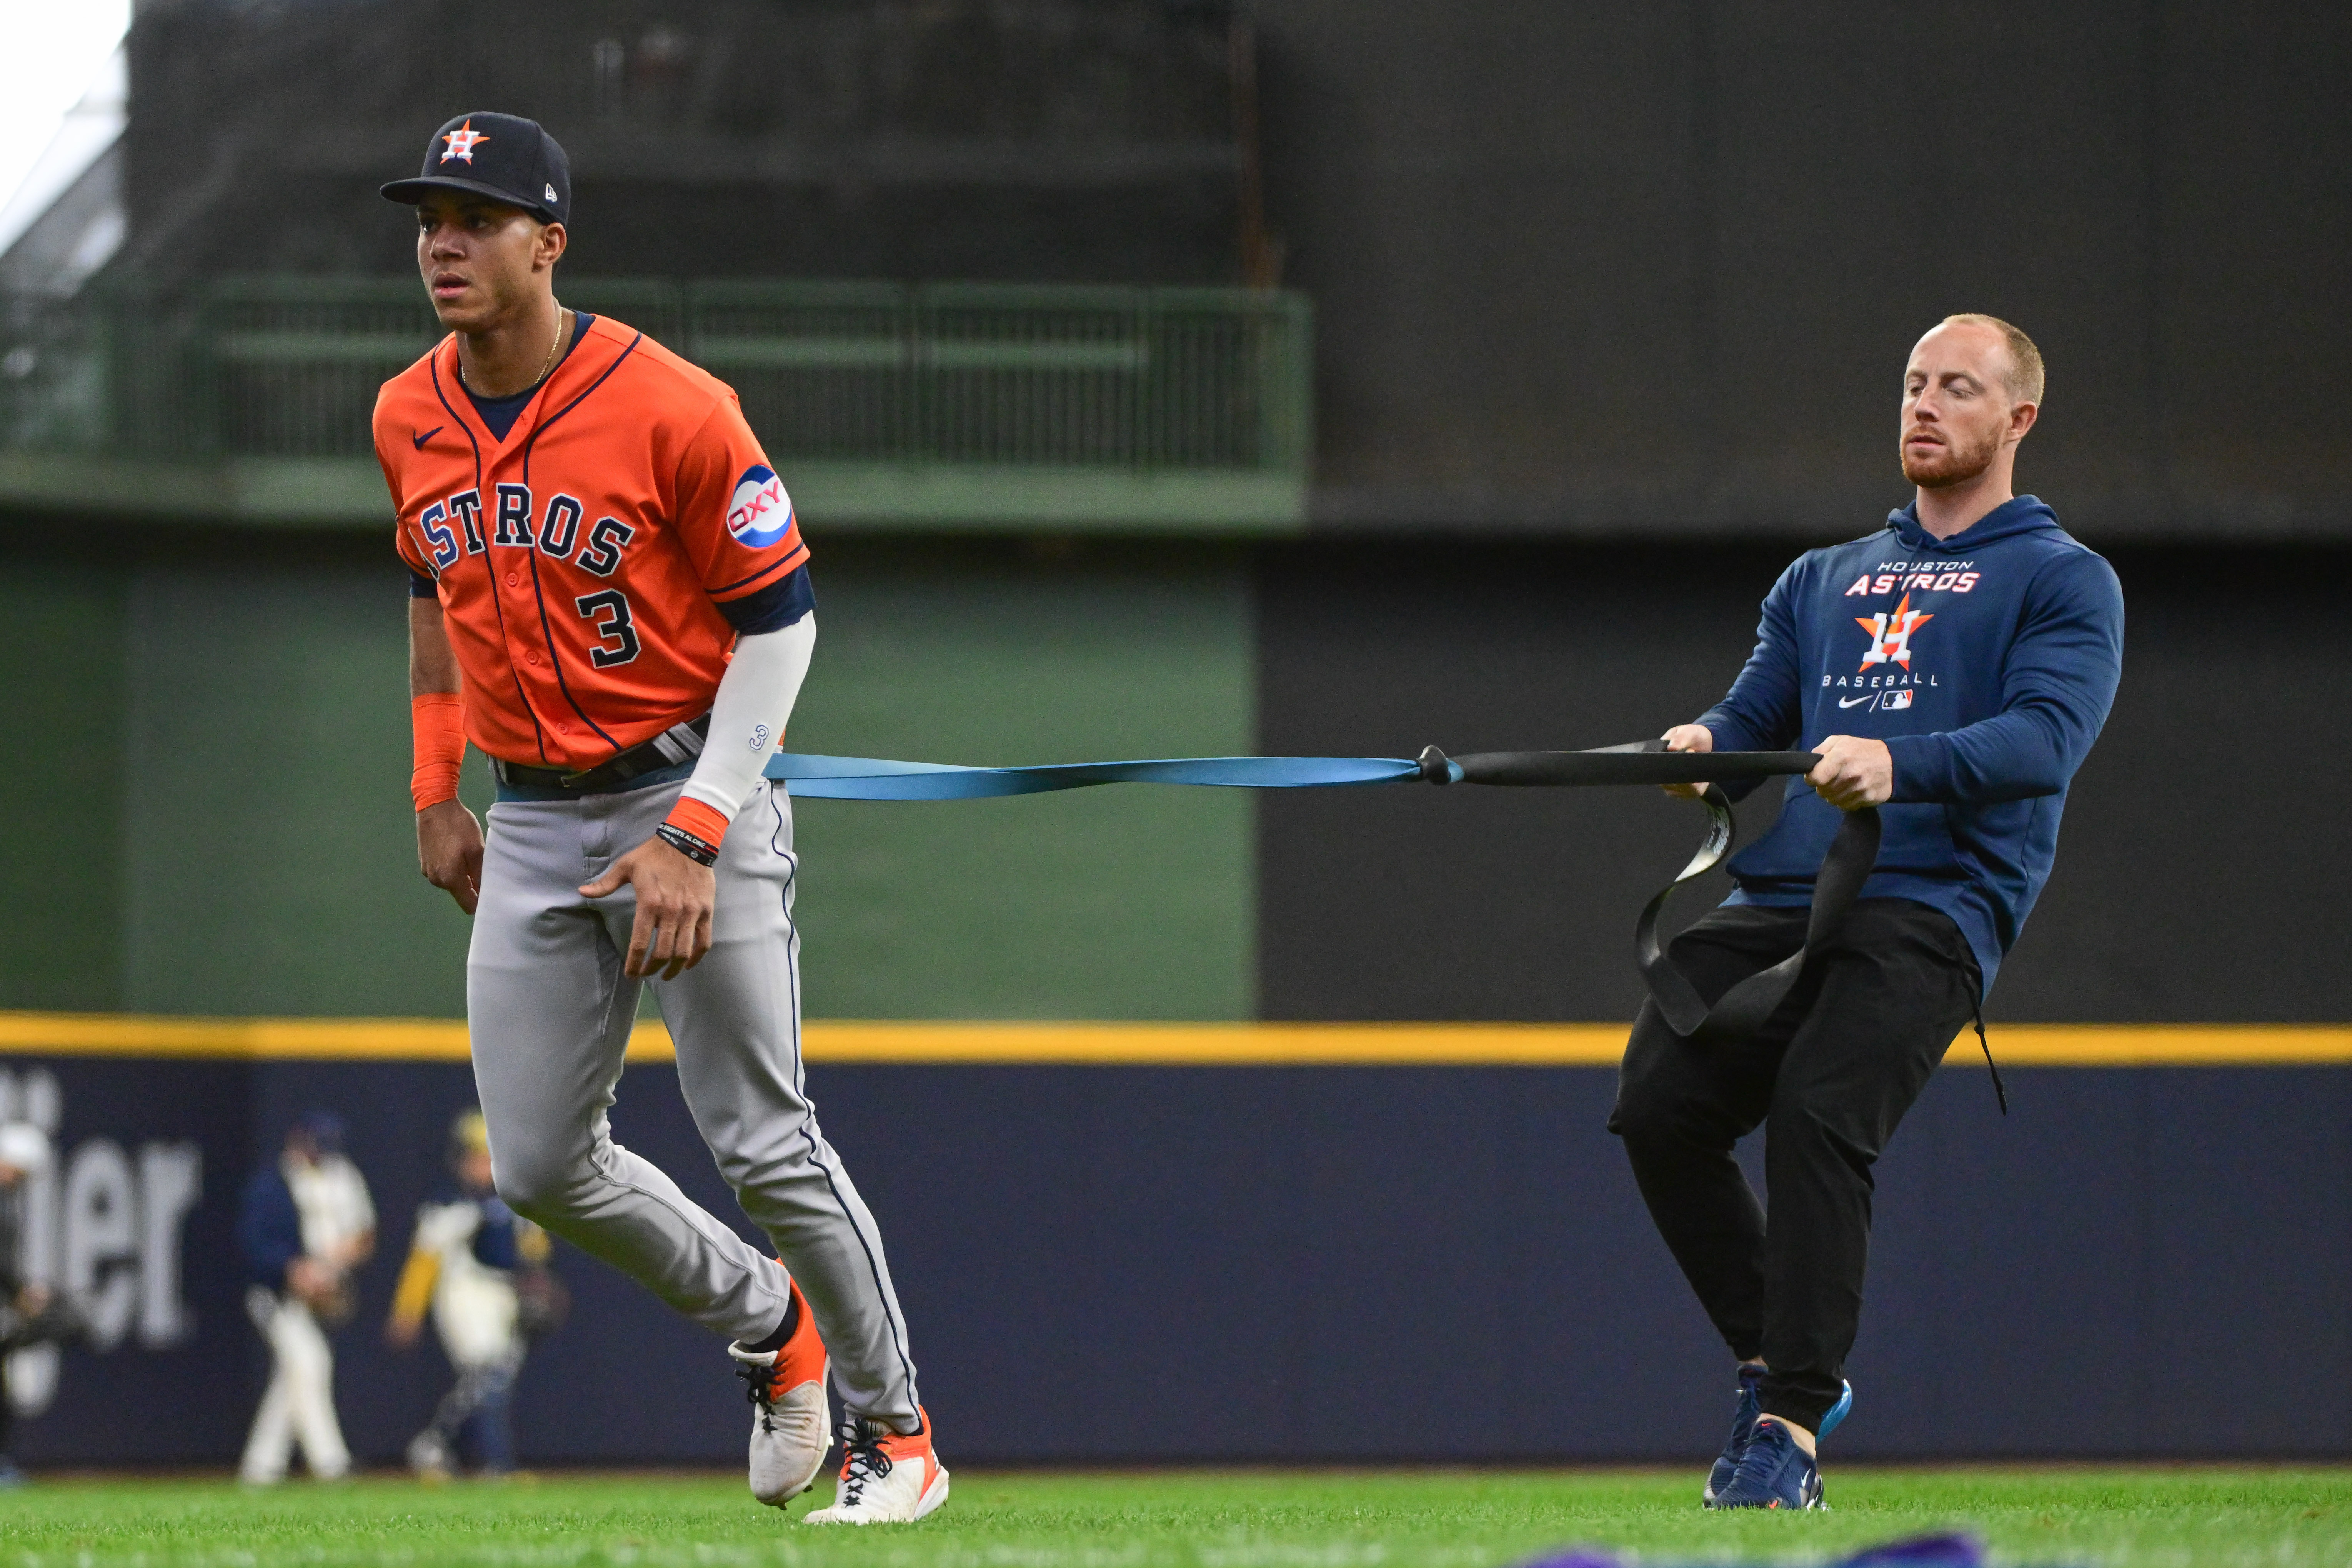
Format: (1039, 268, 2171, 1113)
(726, 465, 794, 548)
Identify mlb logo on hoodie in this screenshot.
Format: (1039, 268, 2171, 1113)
(1884, 690, 1913, 711)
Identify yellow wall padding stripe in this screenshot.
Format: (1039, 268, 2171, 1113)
(0, 1012, 2345, 1066)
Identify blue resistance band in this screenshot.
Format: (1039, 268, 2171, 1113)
(758, 740, 1899, 1071)
(765, 751, 1418, 799)
(763, 741, 1824, 800)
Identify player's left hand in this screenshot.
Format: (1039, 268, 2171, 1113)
(581, 837, 716, 980)
(1808, 734, 1895, 810)
(418, 799, 485, 914)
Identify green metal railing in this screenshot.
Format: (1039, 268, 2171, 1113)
(0, 277, 1313, 531)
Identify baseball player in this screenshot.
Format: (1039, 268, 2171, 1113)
(0, 1120, 79, 1488)
(235, 1112, 376, 1485)
(386, 1110, 557, 1478)
(376, 112, 944, 1524)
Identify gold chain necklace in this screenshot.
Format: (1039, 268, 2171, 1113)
(531, 304, 567, 387)
(464, 305, 566, 396)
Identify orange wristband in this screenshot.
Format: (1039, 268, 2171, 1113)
(662, 796, 733, 855)
(410, 693, 466, 812)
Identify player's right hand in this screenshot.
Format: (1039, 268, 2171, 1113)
(286, 1256, 333, 1306)
(579, 836, 716, 981)
(1660, 723, 1713, 799)
(418, 799, 486, 915)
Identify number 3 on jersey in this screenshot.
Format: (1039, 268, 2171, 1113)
(575, 589, 641, 668)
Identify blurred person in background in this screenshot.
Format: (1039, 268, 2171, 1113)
(236, 1111, 376, 1485)
(0, 1121, 85, 1488)
(386, 1109, 566, 1479)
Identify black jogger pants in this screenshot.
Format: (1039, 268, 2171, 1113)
(1608, 897, 1982, 1433)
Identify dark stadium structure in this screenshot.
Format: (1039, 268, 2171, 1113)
(0, 0, 2346, 1468)
(119, 0, 1268, 287)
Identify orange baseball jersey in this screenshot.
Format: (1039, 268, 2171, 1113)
(375, 314, 808, 771)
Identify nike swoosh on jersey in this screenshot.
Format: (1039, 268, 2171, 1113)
(1837, 694, 1876, 708)
(412, 426, 443, 448)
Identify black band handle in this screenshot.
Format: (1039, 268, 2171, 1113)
(1416, 738, 1823, 788)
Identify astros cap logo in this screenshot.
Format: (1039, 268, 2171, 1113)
(439, 120, 490, 164)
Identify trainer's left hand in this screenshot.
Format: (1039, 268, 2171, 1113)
(1808, 735, 1894, 810)
(581, 837, 716, 980)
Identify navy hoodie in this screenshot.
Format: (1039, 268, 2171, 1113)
(1696, 495, 2123, 993)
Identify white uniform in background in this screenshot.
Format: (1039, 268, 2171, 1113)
(415, 1198, 521, 1367)
(400, 1195, 534, 1475)
(292, 1155, 376, 1266)
(240, 1153, 374, 1485)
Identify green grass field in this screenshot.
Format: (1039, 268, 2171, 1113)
(0, 1470, 2345, 1568)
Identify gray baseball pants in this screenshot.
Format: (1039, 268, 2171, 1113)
(466, 773, 921, 1429)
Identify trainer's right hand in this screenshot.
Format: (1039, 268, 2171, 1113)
(1660, 723, 1713, 800)
(418, 799, 485, 915)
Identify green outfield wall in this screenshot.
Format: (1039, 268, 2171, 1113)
(0, 540, 1254, 1022)
(5, 562, 126, 1012)
(4, 533, 2347, 1025)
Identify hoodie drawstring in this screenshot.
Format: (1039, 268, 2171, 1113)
(1971, 990, 2007, 1115)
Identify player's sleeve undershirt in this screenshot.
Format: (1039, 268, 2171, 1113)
(673, 612, 817, 832)
(678, 508, 814, 840)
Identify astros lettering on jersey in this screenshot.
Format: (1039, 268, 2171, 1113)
(375, 315, 807, 770)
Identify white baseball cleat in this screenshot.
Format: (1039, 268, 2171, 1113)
(728, 1280, 830, 1507)
(801, 1407, 949, 1525)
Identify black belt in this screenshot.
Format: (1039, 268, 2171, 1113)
(1624, 788, 2002, 1108)
(1634, 784, 1881, 1047)
(1421, 740, 1892, 1055)
(1536, 744, 2001, 1108)
(493, 714, 711, 794)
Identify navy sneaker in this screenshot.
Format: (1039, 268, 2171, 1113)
(1702, 1364, 1765, 1504)
(1707, 1417, 1824, 1510)
(1703, 1372, 1849, 1503)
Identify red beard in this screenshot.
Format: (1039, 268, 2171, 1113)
(1901, 423, 2002, 488)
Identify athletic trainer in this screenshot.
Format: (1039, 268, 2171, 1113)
(375, 113, 946, 1524)
(1614, 315, 2123, 1509)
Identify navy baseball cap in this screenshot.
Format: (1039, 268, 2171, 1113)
(382, 112, 571, 225)
(293, 1110, 347, 1155)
